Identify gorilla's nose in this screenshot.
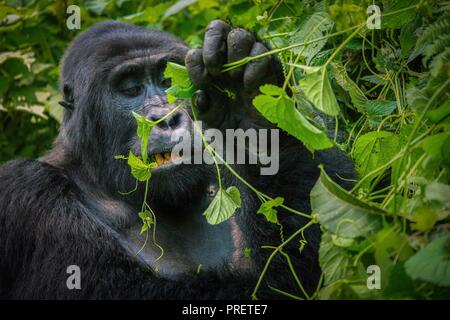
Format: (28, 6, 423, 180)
(149, 108, 186, 130)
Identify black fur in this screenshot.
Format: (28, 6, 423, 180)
(0, 21, 354, 299)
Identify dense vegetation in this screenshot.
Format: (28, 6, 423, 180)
(1, 0, 449, 299)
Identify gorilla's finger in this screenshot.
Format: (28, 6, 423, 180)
(227, 28, 255, 79)
(243, 42, 270, 90)
(186, 48, 210, 88)
(193, 90, 209, 114)
(203, 20, 232, 76)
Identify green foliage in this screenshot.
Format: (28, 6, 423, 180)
(311, 168, 384, 238)
(299, 66, 340, 116)
(163, 62, 196, 103)
(253, 84, 333, 151)
(203, 186, 241, 225)
(405, 234, 450, 287)
(257, 196, 284, 224)
(353, 131, 399, 183)
(2, 0, 449, 300)
(127, 151, 156, 181)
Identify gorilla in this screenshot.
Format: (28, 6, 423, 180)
(0, 20, 353, 299)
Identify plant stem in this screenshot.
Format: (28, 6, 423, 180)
(252, 219, 316, 299)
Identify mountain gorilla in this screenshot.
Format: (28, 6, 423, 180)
(0, 20, 353, 299)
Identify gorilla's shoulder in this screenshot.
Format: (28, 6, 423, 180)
(0, 160, 77, 214)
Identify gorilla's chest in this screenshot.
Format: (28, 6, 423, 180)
(122, 195, 237, 279)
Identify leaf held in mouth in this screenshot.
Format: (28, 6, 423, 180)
(127, 151, 157, 181)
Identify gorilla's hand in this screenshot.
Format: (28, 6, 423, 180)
(185, 20, 281, 130)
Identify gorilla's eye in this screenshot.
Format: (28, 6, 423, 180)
(121, 85, 142, 97)
(161, 78, 172, 88)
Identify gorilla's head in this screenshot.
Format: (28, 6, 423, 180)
(53, 21, 211, 207)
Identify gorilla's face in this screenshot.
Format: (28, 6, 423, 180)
(59, 22, 211, 205)
(108, 56, 211, 204)
(108, 55, 190, 160)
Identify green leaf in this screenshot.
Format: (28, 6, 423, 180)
(164, 62, 196, 103)
(299, 66, 340, 116)
(203, 186, 241, 225)
(259, 84, 285, 96)
(243, 247, 251, 258)
(163, 0, 197, 19)
(374, 227, 413, 285)
(132, 112, 154, 163)
(311, 168, 384, 238)
(410, 207, 439, 232)
(139, 210, 154, 225)
(85, 0, 111, 16)
(425, 181, 450, 210)
(331, 234, 354, 248)
(400, 19, 419, 58)
(365, 100, 397, 118)
(289, 11, 333, 64)
(353, 131, 399, 182)
(140, 223, 149, 234)
(331, 62, 367, 112)
(405, 234, 450, 287)
(319, 232, 355, 285)
(383, 263, 416, 298)
(426, 100, 450, 124)
(253, 85, 333, 151)
(382, 0, 417, 29)
(257, 196, 284, 224)
(422, 132, 450, 164)
(127, 151, 151, 182)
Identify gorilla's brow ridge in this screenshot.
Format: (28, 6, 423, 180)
(108, 54, 180, 82)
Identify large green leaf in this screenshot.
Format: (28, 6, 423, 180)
(353, 131, 399, 182)
(404, 234, 450, 287)
(203, 186, 241, 225)
(299, 66, 340, 116)
(253, 84, 333, 151)
(311, 168, 384, 238)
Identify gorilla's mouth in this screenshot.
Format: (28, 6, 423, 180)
(153, 151, 183, 167)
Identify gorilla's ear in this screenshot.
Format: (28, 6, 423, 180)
(59, 84, 74, 111)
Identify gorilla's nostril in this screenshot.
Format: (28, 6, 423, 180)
(150, 110, 184, 130)
(150, 115, 160, 122)
(168, 113, 183, 129)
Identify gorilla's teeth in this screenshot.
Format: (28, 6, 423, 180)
(164, 153, 171, 161)
(155, 154, 165, 165)
(172, 153, 182, 162)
